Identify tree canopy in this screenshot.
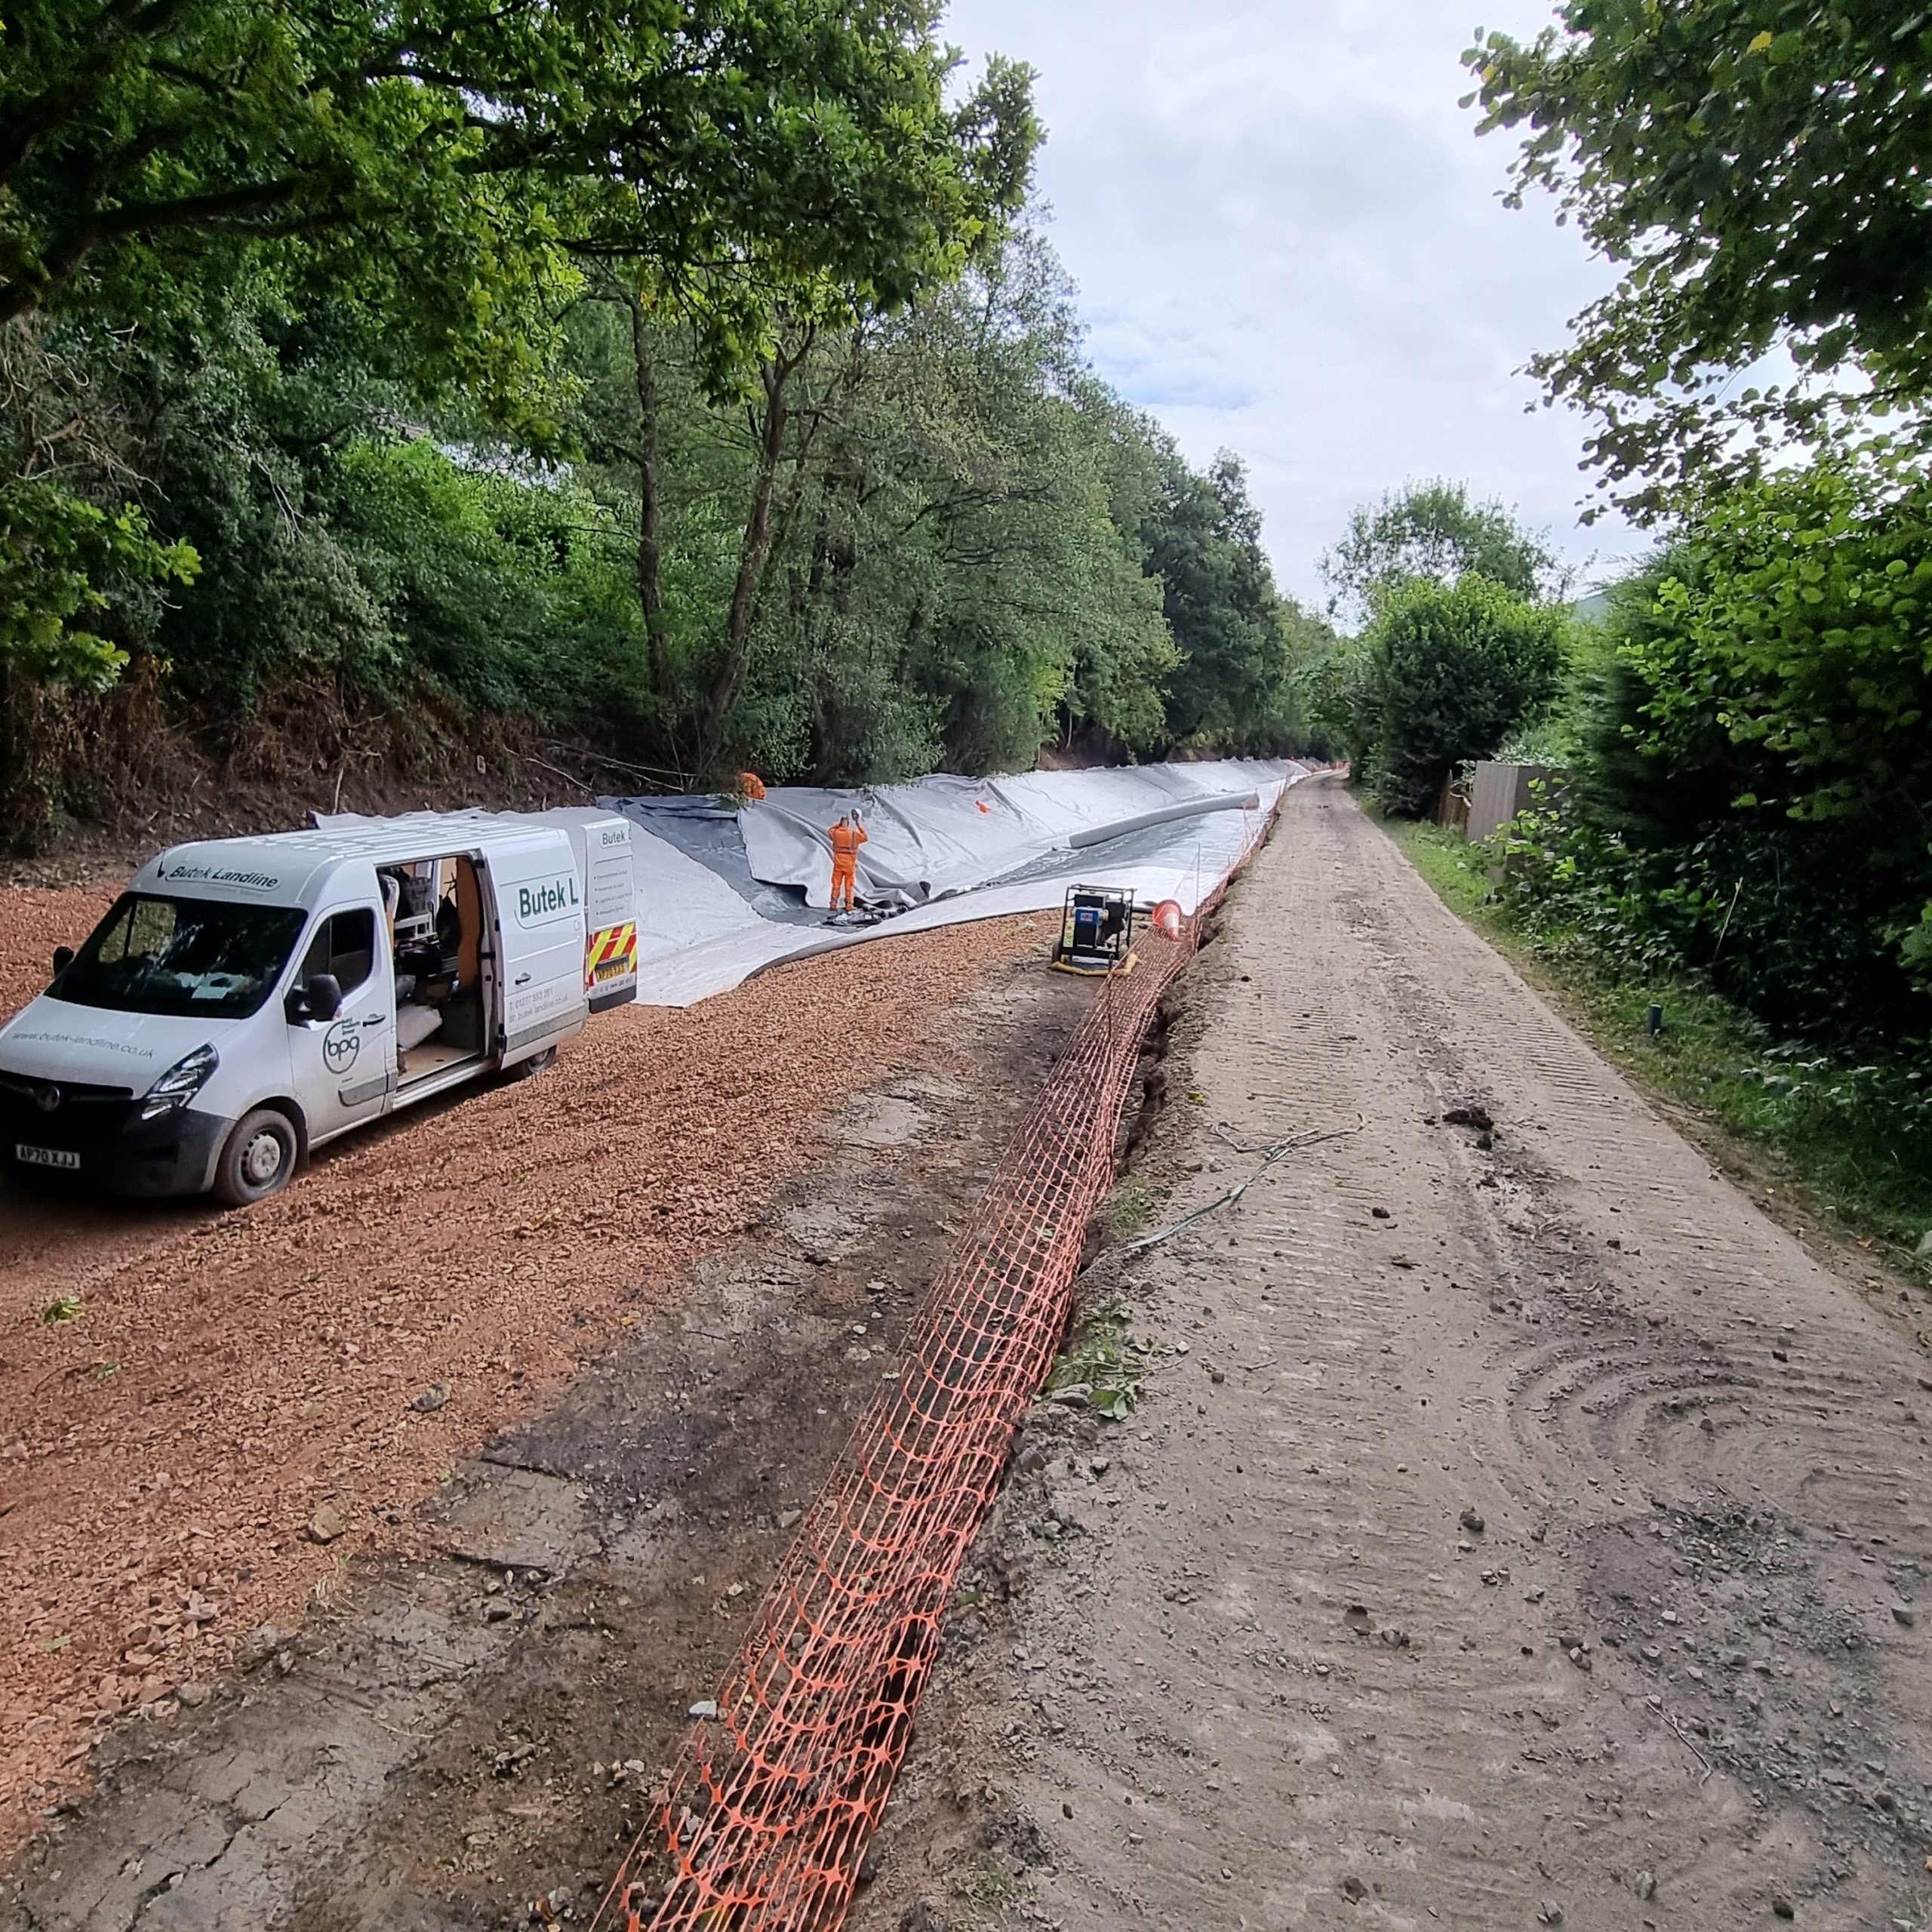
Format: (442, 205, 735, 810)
(1466, 4, 1932, 512)
(0, 4, 1322, 850)
(1145, 449, 1302, 746)
(1, 0, 1036, 418)
(1319, 478, 1561, 623)
(1342, 575, 1570, 817)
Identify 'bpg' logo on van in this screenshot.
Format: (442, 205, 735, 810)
(515, 875, 579, 926)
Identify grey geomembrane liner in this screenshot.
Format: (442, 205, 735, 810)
(614, 795, 822, 926)
(600, 760, 1307, 1006)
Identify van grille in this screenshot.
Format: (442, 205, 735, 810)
(0, 1072, 137, 1108)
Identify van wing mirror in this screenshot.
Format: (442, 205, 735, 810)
(287, 971, 343, 1023)
(52, 945, 74, 977)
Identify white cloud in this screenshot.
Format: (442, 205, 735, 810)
(944, 0, 1649, 605)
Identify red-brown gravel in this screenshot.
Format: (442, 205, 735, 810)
(0, 882, 1048, 1856)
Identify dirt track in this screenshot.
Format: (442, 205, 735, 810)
(864, 780, 1932, 1930)
(0, 891, 1048, 1862)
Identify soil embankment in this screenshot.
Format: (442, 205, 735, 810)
(860, 780, 1932, 1930)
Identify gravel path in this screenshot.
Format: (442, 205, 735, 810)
(873, 779, 1932, 1931)
(0, 891, 1047, 1859)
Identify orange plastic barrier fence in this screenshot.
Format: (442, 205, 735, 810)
(591, 807, 1276, 1932)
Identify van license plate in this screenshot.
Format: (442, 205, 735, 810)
(15, 1144, 80, 1170)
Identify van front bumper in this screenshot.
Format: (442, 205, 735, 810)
(0, 1081, 228, 1197)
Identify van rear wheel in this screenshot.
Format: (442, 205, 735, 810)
(506, 1045, 557, 1080)
(213, 1108, 297, 1207)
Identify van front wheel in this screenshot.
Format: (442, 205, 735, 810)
(213, 1108, 297, 1207)
(506, 1045, 557, 1080)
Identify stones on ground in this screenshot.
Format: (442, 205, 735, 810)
(305, 1502, 347, 1544)
(1771, 1894, 1795, 1921)
(1538, 1902, 1564, 1927)
(411, 1382, 449, 1413)
(174, 1681, 211, 1708)
(1340, 1875, 1368, 1902)
(777, 1509, 803, 1531)
(1893, 1605, 1916, 1627)
(1635, 1870, 1657, 1902)
(1459, 1508, 1485, 1534)
(688, 1699, 720, 1720)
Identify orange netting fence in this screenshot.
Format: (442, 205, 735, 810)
(592, 808, 1275, 1932)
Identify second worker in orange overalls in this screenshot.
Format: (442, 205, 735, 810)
(828, 810, 867, 913)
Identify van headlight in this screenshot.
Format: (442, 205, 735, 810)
(141, 1044, 219, 1120)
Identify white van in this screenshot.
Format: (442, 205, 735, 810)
(0, 813, 638, 1206)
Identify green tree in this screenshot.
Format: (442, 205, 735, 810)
(1353, 576, 1569, 816)
(735, 238, 1177, 777)
(1466, 4, 1932, 511)
(0, 475, 194, 687)
(0, 472, 196, 840)
(1145, 448, 1294, 746)
(1320, 478, 1561, 623)
(0, 1, 1044, 828)
(1, 4, 1033, 406)
(1561, 462, 1932, 1035)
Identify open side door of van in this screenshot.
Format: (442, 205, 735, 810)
(485, 830, 590, 1066)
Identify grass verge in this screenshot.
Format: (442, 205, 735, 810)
(1382, 814, 1932, 1279)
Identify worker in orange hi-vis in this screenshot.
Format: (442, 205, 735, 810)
(828, 809, 867, 913)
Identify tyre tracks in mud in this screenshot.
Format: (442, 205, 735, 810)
(862, 779, 1932, 1932)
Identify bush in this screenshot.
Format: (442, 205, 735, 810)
(1536, 463, 1932, 1048)
(1353, 576, 1568, 815)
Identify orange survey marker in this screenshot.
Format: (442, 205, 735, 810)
(588, 801, 1279, 1932)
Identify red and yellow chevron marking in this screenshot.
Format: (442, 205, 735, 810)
(584, 921, 638, 989)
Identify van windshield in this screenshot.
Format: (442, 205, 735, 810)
(51, 894, 306, 1020)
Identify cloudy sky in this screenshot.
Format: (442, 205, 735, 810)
(942, 0, 1646, 607)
